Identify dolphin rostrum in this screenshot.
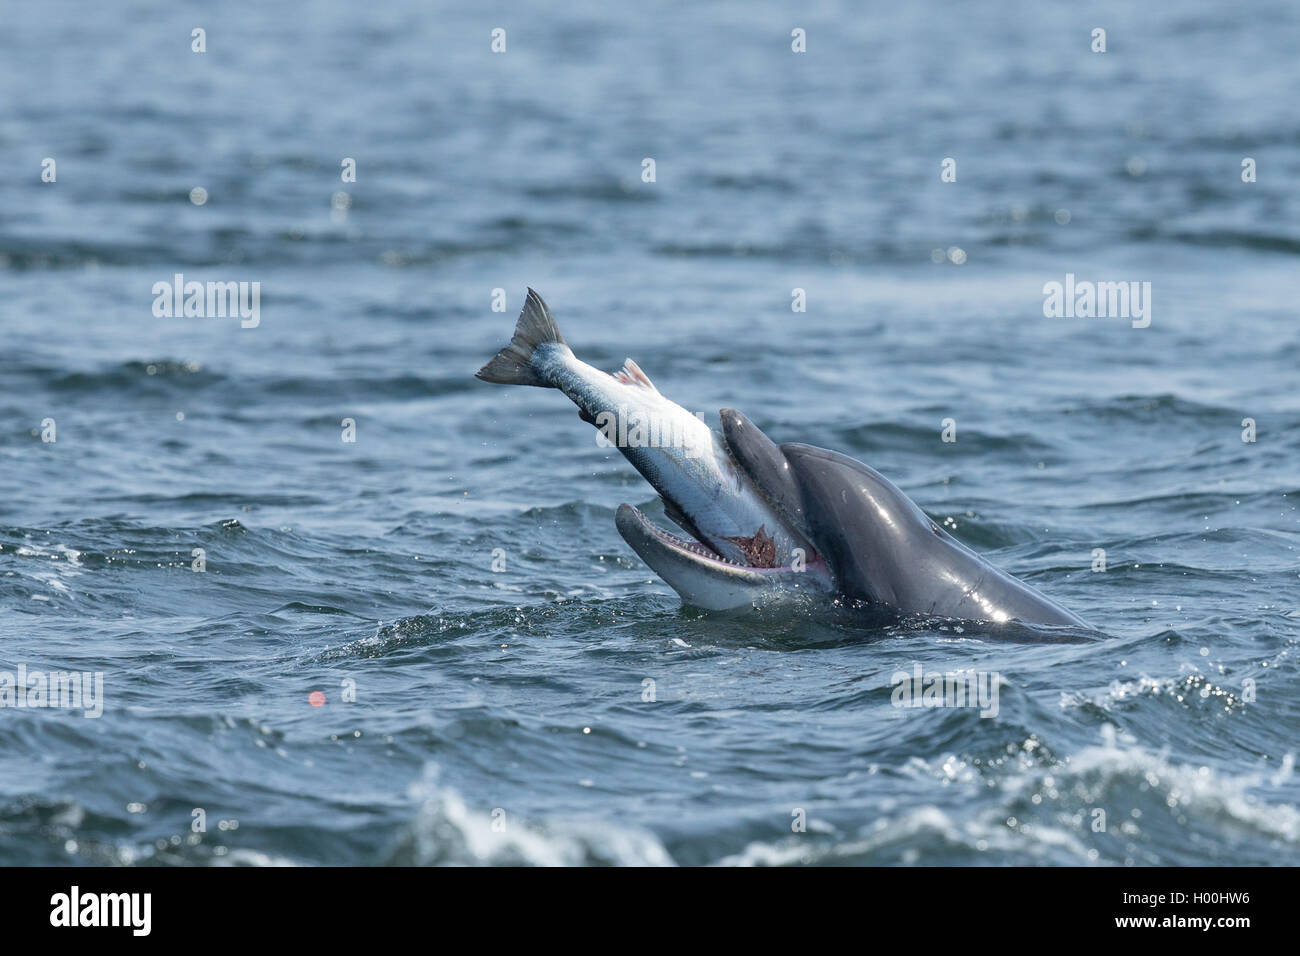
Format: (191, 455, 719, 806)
(477, 289, 1089, 629)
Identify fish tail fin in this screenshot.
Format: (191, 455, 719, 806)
(475, 288, 569, 387)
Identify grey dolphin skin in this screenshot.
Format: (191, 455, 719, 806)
(478, 290, 1090, 630)
(717, 410, 1089, 627)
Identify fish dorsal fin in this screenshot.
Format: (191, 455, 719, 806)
(612, 358, 659, 393)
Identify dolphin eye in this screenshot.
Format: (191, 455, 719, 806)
(931, 522, 943, 536)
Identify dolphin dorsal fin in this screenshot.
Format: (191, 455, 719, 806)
(612, 358, 659, 393)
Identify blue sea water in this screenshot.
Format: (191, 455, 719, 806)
(1, 0, 1298, 865)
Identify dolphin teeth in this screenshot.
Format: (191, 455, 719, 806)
(642, 513, 743, 565)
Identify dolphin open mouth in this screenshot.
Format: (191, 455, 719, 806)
(611, 410, 830, 597)
(615, 503, 809, 575)
(614, 497, 834, 611)
(609, 415, 837, 612)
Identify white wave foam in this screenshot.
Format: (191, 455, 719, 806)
(394, 765, 675, 866)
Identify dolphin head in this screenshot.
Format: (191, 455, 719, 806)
(613, 405, 923, 613)
(612, 409, 836, 610)
(616, 407, 1087, 627)
(719, 407, 937, 607)
(717, 409, 1090, 627)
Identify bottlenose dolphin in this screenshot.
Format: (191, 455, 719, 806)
(478, 289, 1089, 630)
